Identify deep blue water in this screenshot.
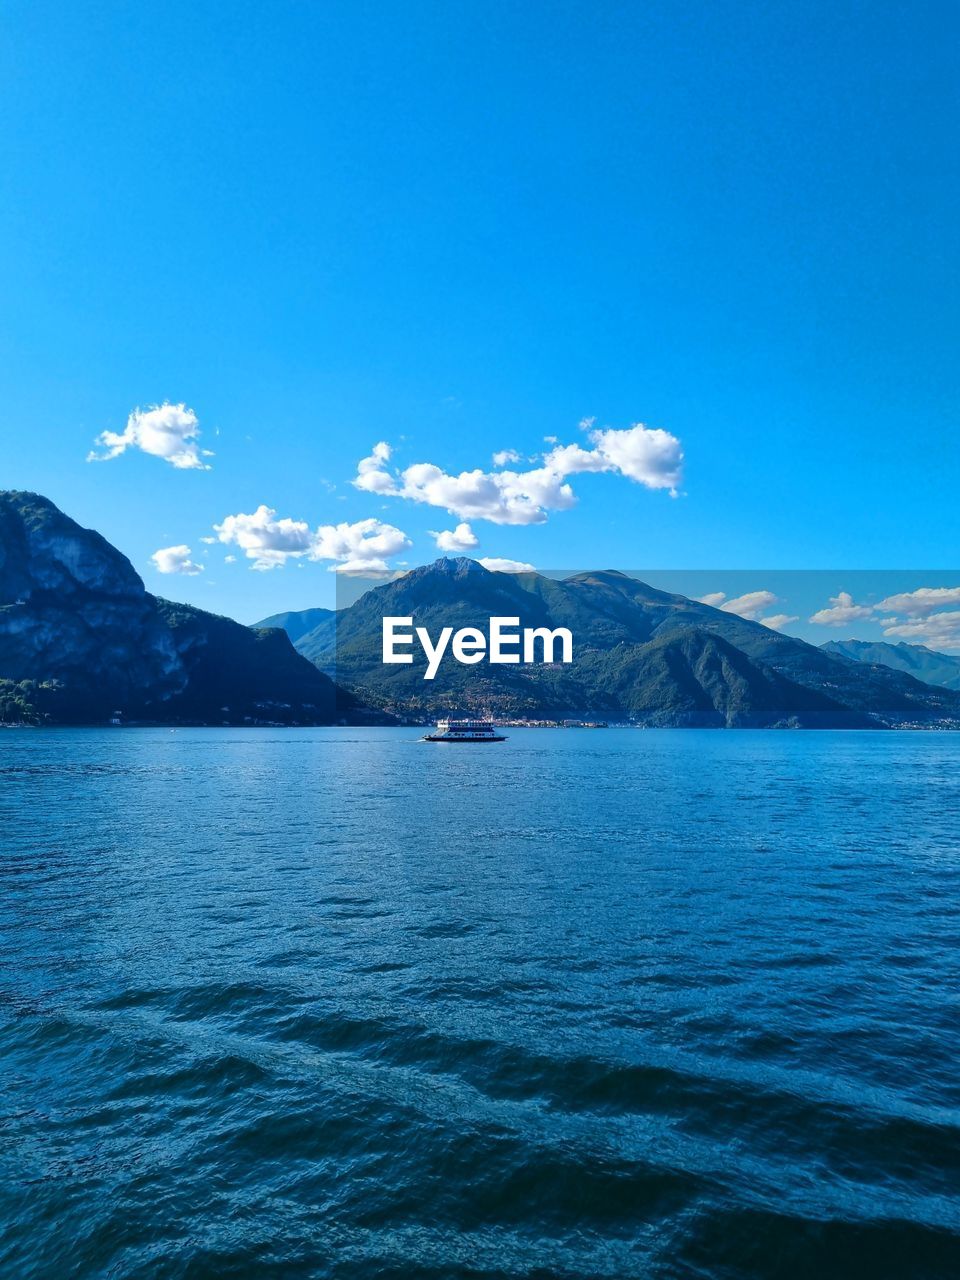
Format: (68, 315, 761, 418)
(2, 727, 960, 1279)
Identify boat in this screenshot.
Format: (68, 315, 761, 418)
(423, 718, 507, 743)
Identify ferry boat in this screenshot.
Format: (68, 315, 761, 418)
(423, 718, 506, 743)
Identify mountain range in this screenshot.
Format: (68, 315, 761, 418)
(821, 639, 960, 692)
(0, 491, 366, 725)
(261, 558, 960, 728)
(4, 493, 959, 730)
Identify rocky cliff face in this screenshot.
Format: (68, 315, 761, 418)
(0, 494, 142, 600)
(0, 492, 355, 724)
(0, 493, 185, 718)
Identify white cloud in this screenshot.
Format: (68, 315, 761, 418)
(213, 506, 313, 570)
(213, 505, 411, 573)
(803, 584, 960, 648)
(492, 449, 521, 467)
(312, 519, 411, 570)
(355, 454, 574, 525)
(429, 522, 479, 551)
(698, 590, 782, 620)
(759, 613, 799, 632)
(555, 425, 683, 493)
(882, 611, 960, 652)
(540, 442, 610, 476)
(333, 558, 391, 574)
(88, 403, 212, 470)
(352, 421, 684, 526)
(719, 590, 779, 621)
(809, 592, 876, 626)
(151, 544, 203, 575)
(876, 587, 960, 616)
(477, 557, 536, 573)
(354, 441, 396, 494)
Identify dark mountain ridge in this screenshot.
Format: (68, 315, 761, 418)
(253, 606, 335, 644)
(0, 491, 366, 725)
(822, 639, 960, 692)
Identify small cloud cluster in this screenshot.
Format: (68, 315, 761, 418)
(698, 583, 960, 649)
(151, 544, 203, 575)
(877, 587, 960, 615)
(876, 586, 960, 651)
(808, 591, 876, 626)
(353, 423, 683, 526)
(477, 557, 536, 573)
(429, 522, 479, 552)
(882, 612, 960, 649)
(758, 614, 800, 632)
(720, 590, 779, 620)
(89, 403, 212, 470)
(698, 589, 798, 632)
(354, 441, 575, 525)
(805, 585, 960, 652)
(212, 504, 411, 573)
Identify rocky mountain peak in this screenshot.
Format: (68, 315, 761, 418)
(0, 490, 145, 603)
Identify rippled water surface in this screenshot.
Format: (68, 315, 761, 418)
(2, 727, 960, 1278)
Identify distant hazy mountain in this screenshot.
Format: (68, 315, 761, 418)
(292, 558, 960, 728)
(0, 492, 365, 725)
(253, 606, 335, 645)
(822, 639, 960, 692)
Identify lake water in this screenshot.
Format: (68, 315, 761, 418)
(2, 727, 960, 1278)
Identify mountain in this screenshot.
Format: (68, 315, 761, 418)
(291, 558, 960, 728)
(0, 492, 367, 725)
(253, 606, 335, 645)
(152, 598, 366, 724)
(822, 639, 960, 692)
(9, 498, 956, 731)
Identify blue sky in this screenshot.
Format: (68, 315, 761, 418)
(2, 0, 958, 633)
